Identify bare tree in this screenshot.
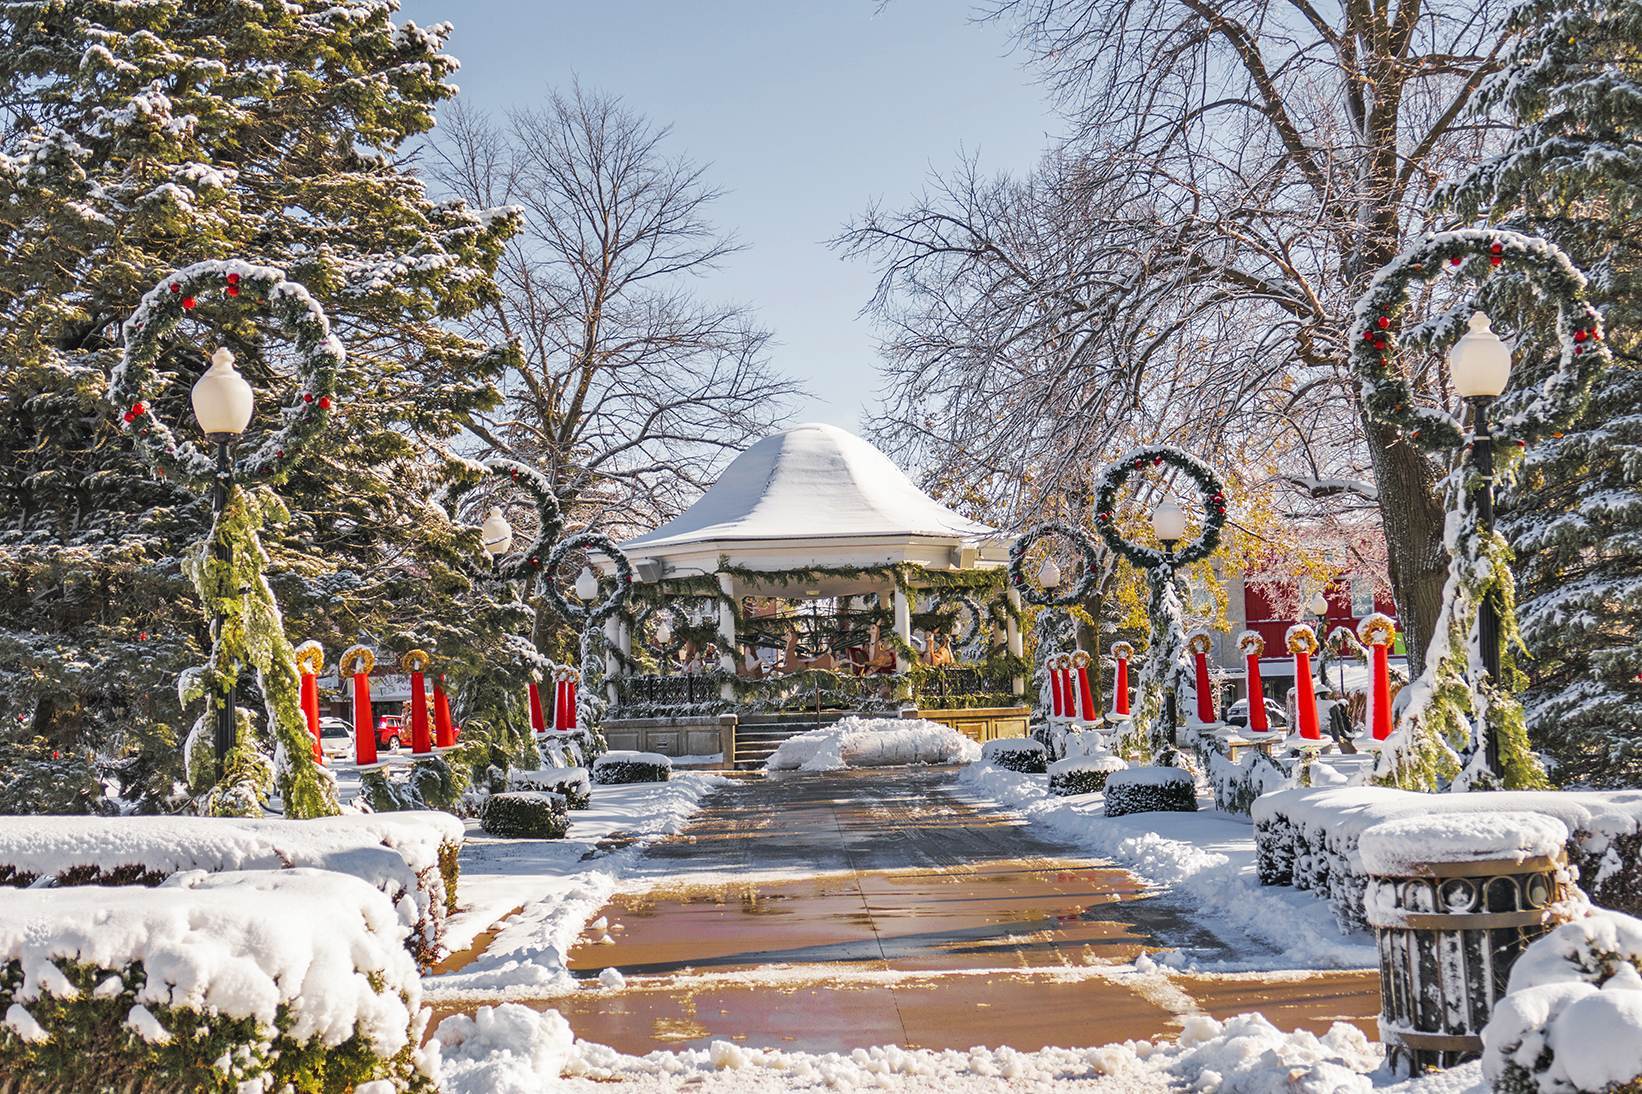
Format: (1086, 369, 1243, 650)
(430, 86, 802, 533)
(844, 0, 1509, 672)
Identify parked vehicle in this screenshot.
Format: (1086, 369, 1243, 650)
(317, 717, 354, 761)
(1224, 696, 1289, 730)
(375, 714, 405, 750)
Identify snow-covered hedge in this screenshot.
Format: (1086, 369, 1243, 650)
(1253, 787, 1642, 930)
(1047, 754, 1127, 796)
(480, 791, 568, 839)
(765, 717, 981, 772)
(979, 737, 1047, 774)
(1482, 910, 1642, 1094)
(1103, 766, 1197, 817)
(590, 751, 672, 785)
(0, 813, 463, 964)
(509, 767, 592, 809)
(1197, 738, 1291, 816)
(0, 869, 436, 1091)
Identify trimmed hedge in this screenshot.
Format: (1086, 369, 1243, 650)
(508, 767, 592, 809)
(591, 751, 672, 786)
(1047, 755, 1127, 796)
(480, 792, 568, 839)
(1104, 767, 1197, 817)
(980, 738, 1047, 774)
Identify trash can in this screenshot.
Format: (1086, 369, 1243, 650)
(1358, 811, 1574, 1077)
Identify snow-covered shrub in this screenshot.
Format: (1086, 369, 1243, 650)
(0, 869, 435, 1091)
(509, 767, 592, 809)
(433, 1003, 576, 1093)
(765, 717, 981, 771)
(0, 812, 462, 964)
(1199, 738, 1291, 816)
(1047, 753, 1127, 796)
(1482, 911, 1642, 1094)
(480, 791, 568, 839)
(590, 751, 671, 785)
(980, 737, 1047, 774)
(1104, 766, 1197, 817)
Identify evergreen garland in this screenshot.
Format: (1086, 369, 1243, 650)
(1092, 446, 1227, 568)
(1008, 522, 1099, 607)
(483, 458, 565, 586)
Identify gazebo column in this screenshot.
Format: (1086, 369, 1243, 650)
(716, 572, 738, 702)
(892, 585, 912, 672)
(1006, 588, 1024, 696)
(603, 615, 630, 708)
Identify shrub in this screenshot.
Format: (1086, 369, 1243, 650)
(591, 751, 672, 786)
(1047, 754, 1127, 796)
(980, 738, 1047, 774)
(509, 767, 592, 809)
(1104, 767, 1197, 817)
(480, 792, 568, 839)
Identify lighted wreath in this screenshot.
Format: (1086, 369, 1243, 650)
(293, 641, 325, 677)
(1285, 624, 1319, 656)
(939, 594, 985, 649)
(542, 530, 635, 627)
(1352, 229, 1607, 451)
(1092, 446, 1227, 569)
(1110, 640, 1135, 661)
(109, 261, 343, 490)
(339, 645, 375, 676)
(1358, 613, 1397, 648)
(1072, 650, 1092, 670)
(483, 458, 566, 584)
(1008, 520, 1099, 606)
(1326, 625, 1366, 659)
(1186, 631, 1214, 656)
(1235, 631, 1264, 658)
(400, 649, 431, 674)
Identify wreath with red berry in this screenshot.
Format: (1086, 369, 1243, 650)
(1007, 520, 1100, 606)
(108, 261, 343, 490)
(542, 530, 635, 628)
(1352, 229, 1607, 452)
(482, 458, 566, 585)
(1091, 446, 1227, 570)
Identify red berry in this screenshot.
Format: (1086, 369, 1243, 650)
(1574, 330, 1587, 343)
(169, 283, 180, 293)
(1489, 256, 1502, 267)
(1362, 331, 1375, 342)
(275, 448, 285, 458)
(1450, 256, 1462, 267)
(122, 411, 135, 423)
(1153, 456, 1163, 466)
(139, 631, 148, 641)
(1575, 345, 1584, 356)
(302, 392, 314, 403)
(1490, 242, 1503, 255)
(132, 402, 146, 416)
(1377, 316, 1390, 329)
(318, 395, 332, 410)
(226, 272, 241, 285)
(226, 285, 239, 297)
(181, 296, 196, 310)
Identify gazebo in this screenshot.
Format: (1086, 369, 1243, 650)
(599, 424, 1027, 760)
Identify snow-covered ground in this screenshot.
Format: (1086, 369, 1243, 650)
(956, 763, 1376, 970)
(765, 716, 980, 772)
(428, 772, 729, 1000)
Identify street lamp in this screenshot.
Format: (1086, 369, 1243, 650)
(1152, 498, 1187, 552)
(191, 347, 254, 776)
(574, 565, 600, 602)
(1309, 590, 1329, 622)
(1449, 311, 1513, 779)
(1036, 557, 1062, 590)
(480, 507, 513, 567)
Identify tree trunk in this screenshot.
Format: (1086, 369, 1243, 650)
(1361, 413, 1449, 676)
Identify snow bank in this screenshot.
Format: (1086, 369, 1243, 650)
(766, 717, 980, 772)
(434, 1003, 576, 1094)
(957, 763, 1376, 969)
(0, 869, 433, 1090)
(1253, 787, 1642, 929)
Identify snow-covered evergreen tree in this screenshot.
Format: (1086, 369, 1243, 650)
(1449, 0, 1642, 786)
(0, 1, 527, 810)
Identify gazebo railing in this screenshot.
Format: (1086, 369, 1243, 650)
(614, 662, 1019, 716)
(909, 664, 1019, 710)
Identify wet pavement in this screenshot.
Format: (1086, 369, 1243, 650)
(477, 767, 1378, 1054)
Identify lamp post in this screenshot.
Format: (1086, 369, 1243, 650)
(1036, 557, 1062, 591)
(1151, 499, 1187, 747)
(1449, 311, 1513, 780)
(481, 507, 513, 570)
(191, 348, 254, 776)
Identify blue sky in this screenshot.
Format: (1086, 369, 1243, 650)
(400, 0, 1054, 429)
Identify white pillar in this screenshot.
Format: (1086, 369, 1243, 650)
(717, 571, 738, 701)
(892, 585, 912, 673)
(603, 613, 623, 707)
(1006, 588, 1024, 697)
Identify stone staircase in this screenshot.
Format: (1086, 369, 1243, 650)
(732, 711, 856, 770)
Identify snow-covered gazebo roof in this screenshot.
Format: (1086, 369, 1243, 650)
(619, 423, 1005, 594)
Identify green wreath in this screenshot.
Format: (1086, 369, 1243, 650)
(483, 458, 566, 585)
(1008, 521, 1099, 606)
(1092, 446, 1226, 569)
(108, 261, 343, 490)
(1351, 229, 1607, 452)
(542, 530, 635, 628)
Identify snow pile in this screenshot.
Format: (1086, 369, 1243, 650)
(766, 717, 980, 772)
(1359, 812, 1569, 875)
(958, 762, 1375, 969)
(1482, 910, 1642, 1093)
(0, 868, 433, 1088)
(1253, 787, 1642, 928)
(0, 812, 462, 962)
(434, 1003, 577, 1094)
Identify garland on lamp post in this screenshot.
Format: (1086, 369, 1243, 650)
(542, 530, 635, 735)
(1091, 446, 1228, 763)
(1008, 521, 1098, 739)
(115, 263, 342, 819)
(1352, 230, 1597, 791)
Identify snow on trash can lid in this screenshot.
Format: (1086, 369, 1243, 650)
(1358, 811, 1569, 876)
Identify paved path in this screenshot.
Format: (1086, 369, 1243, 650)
(543, 767, 1379, 1055)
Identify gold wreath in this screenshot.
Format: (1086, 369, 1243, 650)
(400, 649, 431, 674)
(1110, 641, 1135, 660)
(1186, 631, 1214, 656)
(294, 643, 325, 676)
(1071, 650, 1092, 669)
(1236, 630, 1265, 658)
(1286, 624, 1320, 656)
(1357, 613, 1396, 648)
(339, 645, 374, 676)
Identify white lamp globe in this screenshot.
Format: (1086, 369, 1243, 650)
(654, 616, 673, 645)
(1449, 312, 1513, 398)
(1152, 498, 1188, 543)
(574, 566, 600, 602)
(1310, 591, 1329, 617)
(191, 347, 254, 436)
(1036, 557, 1062, 589)
(480, 507, 513, 557)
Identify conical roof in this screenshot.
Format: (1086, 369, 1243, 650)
(622, 423, 995, 552)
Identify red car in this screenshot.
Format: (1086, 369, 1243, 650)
(375, 714, 406, 750)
